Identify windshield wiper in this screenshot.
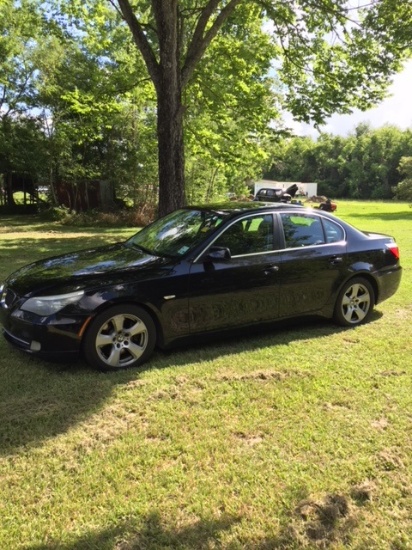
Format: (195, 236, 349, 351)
(129, 242, 177, 259)
(129, 243, 155, 255)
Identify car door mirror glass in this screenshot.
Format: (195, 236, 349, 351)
(204, 246, 231, 262)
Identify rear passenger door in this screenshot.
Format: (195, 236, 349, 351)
(276, 212, 348, 318)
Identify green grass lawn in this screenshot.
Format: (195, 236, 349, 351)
(0, 202, 411, 549)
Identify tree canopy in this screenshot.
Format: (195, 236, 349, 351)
(1, 0, 412, 213)
(108, 0, 412, 214)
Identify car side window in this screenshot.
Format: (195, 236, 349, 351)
(323, 218, 345, 243)
(214, 214, 275, 256)
(281, 214, 326, 248)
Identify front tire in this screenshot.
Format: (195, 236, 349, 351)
(334, 278, 375, 327)
(83, 305, 156, 371)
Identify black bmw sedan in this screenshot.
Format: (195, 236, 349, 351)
(0, 203, 402, 371)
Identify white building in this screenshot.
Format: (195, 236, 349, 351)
(254, 180, 318, 197)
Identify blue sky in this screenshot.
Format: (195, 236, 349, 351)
(286, 59, 412, 138)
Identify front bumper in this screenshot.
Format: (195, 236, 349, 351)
(1, 307, 87, 358)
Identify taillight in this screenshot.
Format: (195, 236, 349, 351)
(386, 243, 400, 260)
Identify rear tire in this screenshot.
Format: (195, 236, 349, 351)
(83, 304, 156, 371)
(334, 277, 374, 327)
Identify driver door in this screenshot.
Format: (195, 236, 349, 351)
(187, 214, 282, 333)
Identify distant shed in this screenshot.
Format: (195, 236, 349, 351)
(54, 180, 115, 211)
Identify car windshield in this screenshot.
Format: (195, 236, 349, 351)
(126, 208, 228, 258)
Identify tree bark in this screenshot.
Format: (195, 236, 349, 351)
(151, 1, 186, 217)
(116, 0, 242, 216)
(5, 172, 16, 207)
(156, 79, 186, 217)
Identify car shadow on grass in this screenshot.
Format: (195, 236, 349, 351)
(23, 493, 361, 549)
(0, 312, 382, 456)
(24, 511, 242, 549)
(153, 312, 383, 369)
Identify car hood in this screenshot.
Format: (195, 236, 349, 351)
(5, 243, 169, 296)
(285, 184, 298, 197)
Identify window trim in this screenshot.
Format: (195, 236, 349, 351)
(194, 212, 280, 262)
(193, 210, 347, 262)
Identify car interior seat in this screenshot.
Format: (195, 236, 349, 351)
(257, 218, 274, 251)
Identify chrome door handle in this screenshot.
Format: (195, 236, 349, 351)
(264, 265, 279, 275)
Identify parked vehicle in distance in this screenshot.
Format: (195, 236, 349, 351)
(254, 184, 299, 203)
(0, 203, 402, 371)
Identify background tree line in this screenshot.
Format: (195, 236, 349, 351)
(0, 0, 278, 210)
(1, 0, 411, 211)
(264, 124, 412, 200)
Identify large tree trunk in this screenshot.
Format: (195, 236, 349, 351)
(153, 1, 186, 218)
(117, 0, 187, 217)
(116, 0, 241, 217)
(156, 80, 186, 217)
(5, 172, 16, 207)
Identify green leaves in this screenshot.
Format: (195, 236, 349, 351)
(394, 156, 412, 203)
(272, 0, 412, 124)
(2, 0, 412, 210)
(266, 125, 412, 200)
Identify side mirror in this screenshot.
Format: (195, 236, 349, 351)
(203, 246, 231, 262)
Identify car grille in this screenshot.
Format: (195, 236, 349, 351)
(1, 287, 18, 309)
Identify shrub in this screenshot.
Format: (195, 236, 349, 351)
(60, 203, 157, 228)
(38, 206, 72, 221)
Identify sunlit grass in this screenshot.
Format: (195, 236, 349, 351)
(0, 201, 411, 549)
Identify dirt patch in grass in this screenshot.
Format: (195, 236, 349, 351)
(233, 431, 264, 446)
(377, 448, 405, 471)
(370, 417, 389, 430)
(393, 305, 412, 319)
(276, 492, 361, 548)
(350, 481, 377, 504)
(378, 370, 407, 377)
(296, 494, 351, 541)
(322, 400, 352, 411)
(214, 369, 311, 383)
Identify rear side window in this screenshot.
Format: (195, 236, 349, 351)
(281, 214, 325, 248)
(280, 214, 345, 248)
(323, 218, 345, 243)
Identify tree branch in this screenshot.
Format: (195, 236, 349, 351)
(181, 0, 242, 87)
(113, 0, 160, 87)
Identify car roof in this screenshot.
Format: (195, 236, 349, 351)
(185, 202, 305, 216)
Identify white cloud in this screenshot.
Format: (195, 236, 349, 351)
(284, 59, 412, 138)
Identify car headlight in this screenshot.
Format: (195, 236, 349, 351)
(21, 290, 85, 316)
(0, 284, 9, 308)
